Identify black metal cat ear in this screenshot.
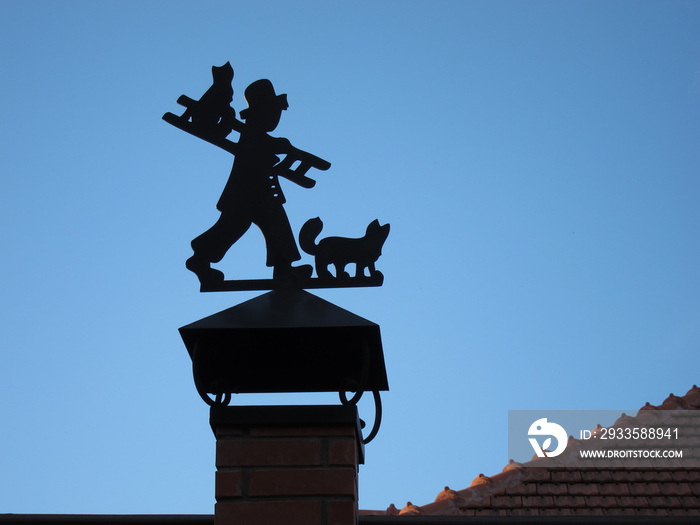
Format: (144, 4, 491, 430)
(163, 62, 389, 292)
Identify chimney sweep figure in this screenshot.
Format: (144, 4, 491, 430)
(182, 77, 331, 287)
(164, 63, 387, 291)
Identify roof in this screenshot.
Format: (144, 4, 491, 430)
(3, 388, 698, 524)
(362, 385, 700, 518)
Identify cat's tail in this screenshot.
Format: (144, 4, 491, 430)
(299, 217, 323, 255)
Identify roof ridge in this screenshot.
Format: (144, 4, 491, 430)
(366, 385, 700, 516)
(520, 384, 700, 467)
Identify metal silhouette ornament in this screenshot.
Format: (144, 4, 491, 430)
(168, 63, 390, 444)
(164, 62, 389, 292)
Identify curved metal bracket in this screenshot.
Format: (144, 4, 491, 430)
(337, 342, 382, 444)
(339, 389, 382, 444)
(192, 341, 232, 406)
(363, 390, 383, 444)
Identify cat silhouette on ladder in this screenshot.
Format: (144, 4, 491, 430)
(178, 62, 239, 139)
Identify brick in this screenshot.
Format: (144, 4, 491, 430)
(328, 438, 358, 466)
(215, 500, 321, 525)
(248, 467, 356, 497)
(215, 470, 244, 499)
(326, 499, 357, 525)
(217, 438, 321, 467)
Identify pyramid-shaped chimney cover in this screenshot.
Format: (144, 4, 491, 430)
(179, 289, 388, 395)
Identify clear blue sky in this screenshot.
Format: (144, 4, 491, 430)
(1, 0, 699, 514)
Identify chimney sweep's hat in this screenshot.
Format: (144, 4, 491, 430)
(240, 79, 288, 118)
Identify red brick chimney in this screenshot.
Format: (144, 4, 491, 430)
(211, 405, 363, 525)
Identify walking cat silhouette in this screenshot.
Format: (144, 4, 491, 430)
(299, 217, 390, 280)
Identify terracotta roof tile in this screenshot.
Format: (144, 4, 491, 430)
(550, 469, 582, 483)
(520, 467, 550, 482)
(598, 483, 631, 496)
(397, 502, 420, 515)
(502, 459, 524, 471)
(628, 482, 660, 495)
(489, 494, 523, 508)
(684, 385, 700, 407)
(414, 498, 457, 516)
(504, 482, 538, 496)
(637, 508, 670, 517)
(535, 482, 567, 496)
(685, 470, 700, 483)
(680, 495, 700, 508)
(659, 482, 693, 497)
(580, 470, 613, 482)
(469, 473, 492, 487)
(602, 508, 636, 516)
(555, 495, 587, 508)
(365, 385, 700, 517)
(521, 495, 554, 508)
(611, 469, 642, 482)
(614, 495, 646, 508)
(434, 486, 458, 502)
(568, 483, 601, 496)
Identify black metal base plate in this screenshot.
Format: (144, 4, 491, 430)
(200, 273, 383, 292)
